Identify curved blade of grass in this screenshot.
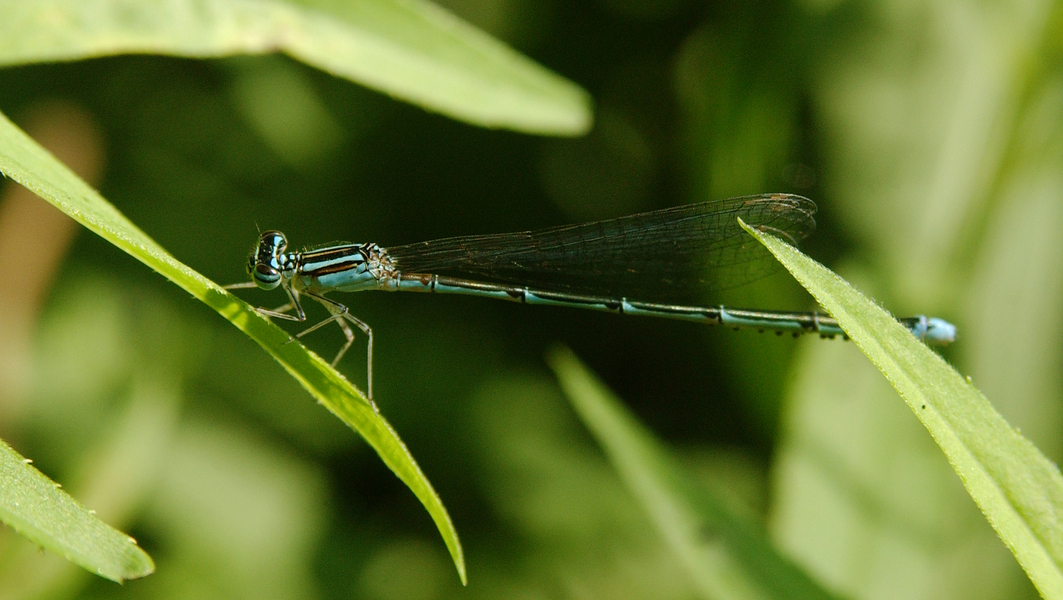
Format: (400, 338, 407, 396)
(0, 438, 154, 582)
(0, 0, 591, 136)
(740, 219, 1063, 599)
(548, 346, 842, 600)
(0, 110, 466, 584)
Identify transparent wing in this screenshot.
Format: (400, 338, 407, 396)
(387, 194, 816, 302)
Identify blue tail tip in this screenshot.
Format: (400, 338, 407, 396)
(922, 317, 957, 345)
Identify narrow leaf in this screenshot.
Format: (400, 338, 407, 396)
(0, 109, 466, 583)
(741, 219, 1063, 598)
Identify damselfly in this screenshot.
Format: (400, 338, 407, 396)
(229, 194, 955, 399)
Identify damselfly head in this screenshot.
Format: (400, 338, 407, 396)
(249, 230, 290, 290)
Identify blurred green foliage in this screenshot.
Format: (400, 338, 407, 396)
(0, 0, 1061, 598)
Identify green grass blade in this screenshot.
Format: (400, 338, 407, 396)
(548, 346, 843, 600)
(0, 109, 466, 584)
(0, 438, 154, 582)
(0, 0, 591, 136)
(740, 219, 1063, 599)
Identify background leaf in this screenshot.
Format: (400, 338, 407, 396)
(549, 345, 842, 600)
(0, 0, 591, 134)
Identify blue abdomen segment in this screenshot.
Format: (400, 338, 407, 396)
(393, 274, 954, 345)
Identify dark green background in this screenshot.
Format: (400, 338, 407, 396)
(1, 0, 1057, 598)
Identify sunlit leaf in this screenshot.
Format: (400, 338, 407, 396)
(0, 108, 466, 584)
(742, 220, 1063, 599)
